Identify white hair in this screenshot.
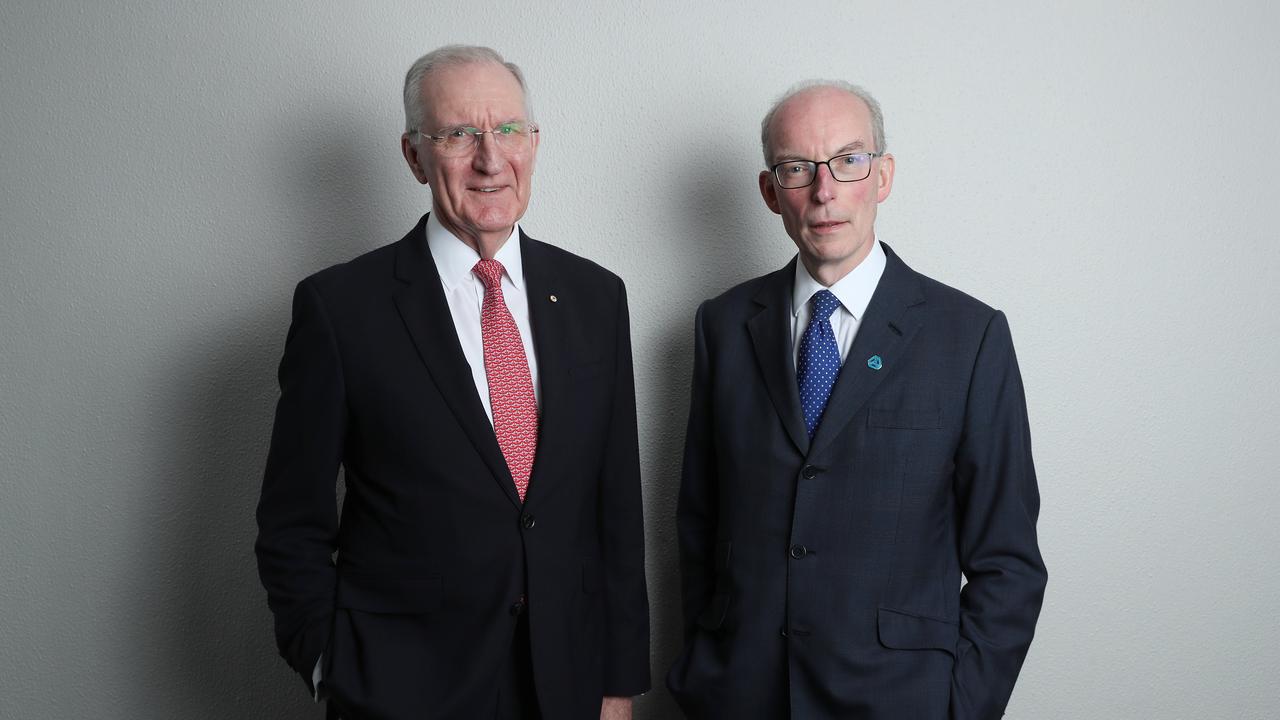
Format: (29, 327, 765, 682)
(402, 45, 531, 133)
(760, 80, 886, 165)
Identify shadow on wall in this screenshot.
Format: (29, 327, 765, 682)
(139, 116, 388, 719)
(635, 134, 770, 720)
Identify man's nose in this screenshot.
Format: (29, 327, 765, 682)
(472, 133, 503, 174)
(810, 163, 837, 203)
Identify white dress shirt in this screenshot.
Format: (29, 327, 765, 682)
(790, 239, 887, 369)
(426, 212, 542, 423)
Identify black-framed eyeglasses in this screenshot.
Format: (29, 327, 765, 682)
(770, 152, 882, 189)
(410, 121, 539, 157)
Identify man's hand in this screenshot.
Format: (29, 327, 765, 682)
(600, 696, 633, 720)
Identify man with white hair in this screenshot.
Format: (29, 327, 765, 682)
(667, 81, 1047, 718)
(256, 45, 650, 720)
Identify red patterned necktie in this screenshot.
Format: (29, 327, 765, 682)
(472, 259, 538, 502)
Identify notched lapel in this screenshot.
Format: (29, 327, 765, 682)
(391, 219, 521, 508)
(747, 260, 809, 456)
(808, 245, 926, 461)
(519, 233, 572, 505)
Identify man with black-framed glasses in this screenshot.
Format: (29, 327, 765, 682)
(256, 45, 650, 720)
(667, 81, 1047, 719)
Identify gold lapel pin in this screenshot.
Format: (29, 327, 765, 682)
(549, 294, 558, 303)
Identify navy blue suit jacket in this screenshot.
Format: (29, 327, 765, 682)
(255, 215, 650, 719)
(667, 244, 1046, 719)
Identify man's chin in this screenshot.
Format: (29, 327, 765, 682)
(801, 234, 855, 259)
(462, 212, 520, 234)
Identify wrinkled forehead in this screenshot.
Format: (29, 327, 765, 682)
(421, 61, 528, 126)
(769, 89, 874, 162)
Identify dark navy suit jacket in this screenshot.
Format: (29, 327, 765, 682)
(255, 215, 650, 719)
(667, 244, 1046, 719)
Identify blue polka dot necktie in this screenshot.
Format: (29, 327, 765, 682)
(797, 289, 843, 439)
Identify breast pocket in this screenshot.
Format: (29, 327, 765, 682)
(867, 406, 940, 430)
(568, 357, 609, 381)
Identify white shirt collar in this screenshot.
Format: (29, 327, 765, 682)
(426, 212, 524, 291)
(791, 238, 887, 320)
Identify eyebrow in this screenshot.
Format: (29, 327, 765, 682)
(438, 117, 527, 128)
(772, 139, 867, 163)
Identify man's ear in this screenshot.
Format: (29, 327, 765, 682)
(759, 170, 782, 215)
(401, 134, 430, 185)
(875, 153, 895, 203)
(528, 124, 540, 173)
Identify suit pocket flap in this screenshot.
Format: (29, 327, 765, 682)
(877, 607, 958, 656)
(335, 571, 443, 614)
(868, 406, 940, 429)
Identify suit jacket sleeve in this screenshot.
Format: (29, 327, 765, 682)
(951, 311, 1048, 719)
(254, 278, 344, 694)
(598, 278, 652, 696)
(675, 302, 719, 642)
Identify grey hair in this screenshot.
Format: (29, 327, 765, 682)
(402, 45, 531, 134)
(760, 80, 885, 166)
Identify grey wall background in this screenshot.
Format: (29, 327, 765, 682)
(3, 1, 1278, 717)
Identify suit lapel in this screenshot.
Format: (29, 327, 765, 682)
(519, 232, 571, 505)
(747, 259, 810, 456)
(807, 242, 925, 461)
(391, 215, 521, 508)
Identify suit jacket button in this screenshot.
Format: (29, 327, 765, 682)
(801, 465, 818, 480)
(789, 544, 808, 559)
(510, 600, 526, 616)
(521, 513, 536, 530)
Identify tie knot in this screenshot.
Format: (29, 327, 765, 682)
(472, 259, 506, 291)
(810, 289, 841, 321)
